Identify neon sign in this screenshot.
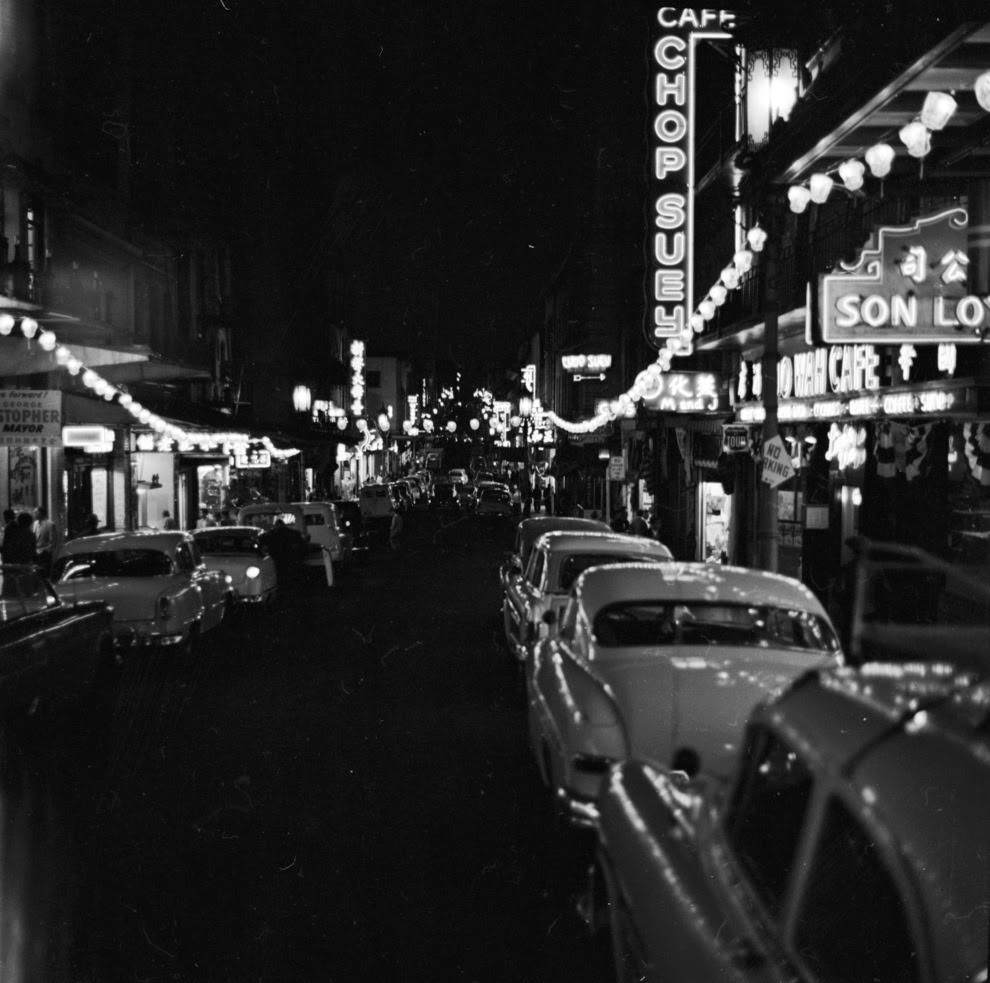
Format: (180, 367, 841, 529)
(648, 7, 735, 349)
(642, 370, 726, 413)
(349, 340, 366, 417)
(821, 208, 990, 343)
(561, 354, 613, 372)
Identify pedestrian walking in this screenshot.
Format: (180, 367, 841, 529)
(196, 507, 216, 529)
(219, 508, 235, 526)
(82, 514, 101, 537)
(162, 510, 179, 530)
(389, 510, 404, 551)
(0, 508, 16, 560)
(3, 512, 37, 564)
(629, 510, 651, 537)
(33, 506, 57, 575)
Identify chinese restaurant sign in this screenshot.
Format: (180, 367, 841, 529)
(0, 390, 61, 446)
(821, 207, 990, 344)
(642, 371, 727, 413)
(647, 7, 735, 349)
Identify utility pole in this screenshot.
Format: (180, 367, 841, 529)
(755, 204, 781, 572)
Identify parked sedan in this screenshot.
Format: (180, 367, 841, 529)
(503, 531, 674, 664)
(0, 564, 116, 979)
(475, 485, 514, 518)
(527, 562, 841, 826)
(192, 526, 277, 607)
(587, 660, 988, 983)
(52, 531, 232, 653)
(499, 515, 611, 595)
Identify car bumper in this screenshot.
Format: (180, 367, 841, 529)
(557, 786, 600, 828)
(113, 626, 187, 649)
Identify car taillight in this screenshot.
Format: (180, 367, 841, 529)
(245, 565, 261, 579)
(158, 596, 172, 619)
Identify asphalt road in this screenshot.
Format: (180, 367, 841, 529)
(74, 509, 614, 983)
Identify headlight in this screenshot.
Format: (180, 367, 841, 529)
(245, 565, 261, 579)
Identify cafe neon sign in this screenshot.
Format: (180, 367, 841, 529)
(648, 7, 735, 349)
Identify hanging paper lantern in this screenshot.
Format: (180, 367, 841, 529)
(838, 158, 866, 191)
(720, 266, 740, 290)
(733, 248, 754, 272)
(55, 346, 71, 365)
(898, 120, 931, 158)
(746, 226, 767, 252)
(690, 313, 705, 332)
(82, 369, 98, 388)
(20, 317, 38, 339)
(975, 71, 990, 113)
(809, 173, 834, 203)
(920, 91, 957, 131)
(788, 185, 811, 213)
(0, 313, 13, 335)
(698, 299, 716, 320)
(709, 284, 728, 306)
(38, 330, 57, 351)
(865, 142, 895, 178)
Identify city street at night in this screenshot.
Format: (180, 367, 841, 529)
(79, 512, 610, 983)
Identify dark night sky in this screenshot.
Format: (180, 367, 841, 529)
(126, 0, 654, 380)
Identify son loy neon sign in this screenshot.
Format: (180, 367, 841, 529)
(649, 8, 735, 349)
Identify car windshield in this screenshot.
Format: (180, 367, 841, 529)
(53, 549, 173, 580)
(480, 489, 510, 502)
(241, 512, 301, 531)
(195, 532, 262, 555)
(592, 601, 840, 653)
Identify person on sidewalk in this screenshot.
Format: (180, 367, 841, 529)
(33, 506, 57, 575)
(389, 510, 404, 551)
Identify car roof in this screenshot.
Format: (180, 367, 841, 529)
(192, 525, 262, 536)
(535, 530, 672, 556)
(757, 664, 990, 972)
(573, 561, 828, 618)
(59, 530, 189, 554)
(517, 516, 611, 554)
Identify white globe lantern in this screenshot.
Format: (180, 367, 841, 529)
(808, 173, 834, 204)
(746, 226, 767, 252)
(838, 158, 865, 191)
(898, 120, 930, 158)
(975, 71, 990, 113)
(788, 185, 812, 213)
(865, 142, 895, 178)
(920, 91, 957, 131)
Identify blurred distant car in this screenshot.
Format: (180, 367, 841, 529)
(359, 482, 397, 522)
(236, 503, 308, 577)
(504, 531, 674, 664)
(192, 526, 277, 607)
(294, 500, 351, 566)
(587, 660, 989, 983)
(331, 499, 371, 558)
(448, 468, 469, 485)
(475, 485, 514, 518)
(454, 481, 478, 511)
(528, 562, 841, 826)
(53, 531, 232, 653)
(499, 515, 612, 594)
(390, 481, 413, 513)
(430, 479, 460, 514)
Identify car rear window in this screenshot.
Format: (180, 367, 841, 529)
(557, 553, 650, 593)
(592, 601, 840, 652)
(54, 549, 173, 580)
(195, 532, 262, 555)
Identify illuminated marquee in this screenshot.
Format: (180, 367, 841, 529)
(349, 340, 366, 417)
(821, 208, 990, 344)
(648, 7, 735, 348)
(642, 370, 726, 413)
(561, 354, 613, 372)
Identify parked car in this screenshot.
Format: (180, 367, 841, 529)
(331, 499, 371, 558)
(475, 485, 514, 518)
(504, 531, 674, 664)
(390, 481, 413, 513)
(192, 526, 277, 607)
(528, 562, 842, 826)
(587, 659, 989, 983)
(499, 515, 612, 594)
(430, 478, 460, 513)
(358, 482, 396, 522)
(448, 468, 469, 485)
(293, 500, 351, 566)
(0, 564, 117, 980)
(235, 503, 308, 577)
(52, 531, 232, 653)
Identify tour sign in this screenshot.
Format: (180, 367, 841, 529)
(647, 7, 735, 349)
(761, 435, 795, 488)
(821, 207, 989, 344)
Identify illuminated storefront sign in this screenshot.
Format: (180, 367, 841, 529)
(561, 354, 613, 372)
(740, 344, 883, 402)
(522, 364, 536, 394)
(737, 385, 969, 423)
(62, 425, 114, 450)
(821, 207, 990, 344)
(648, 7, 735, 348)
(349, 340, 366, 417)
(233, 447, 272, 469)
(642, 371, 726, 413)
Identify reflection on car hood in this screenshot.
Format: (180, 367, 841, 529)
(594, 646, 835, 779)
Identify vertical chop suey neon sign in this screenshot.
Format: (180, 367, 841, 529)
(649, 8, 735, 349)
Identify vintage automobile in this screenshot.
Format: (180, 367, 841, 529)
(293, 500, 351, 567)
(192, 526, 278, 606)
(331, 499, 371, 558)
(475, 485, 514, 518)
(528, 562, 841, 826)
(504, 531, 674, 664)
(0, 564, 117, 980)
(499, 514, 611, 595)
(52, 530, 232, 652)
(586, 660, 990, 983)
